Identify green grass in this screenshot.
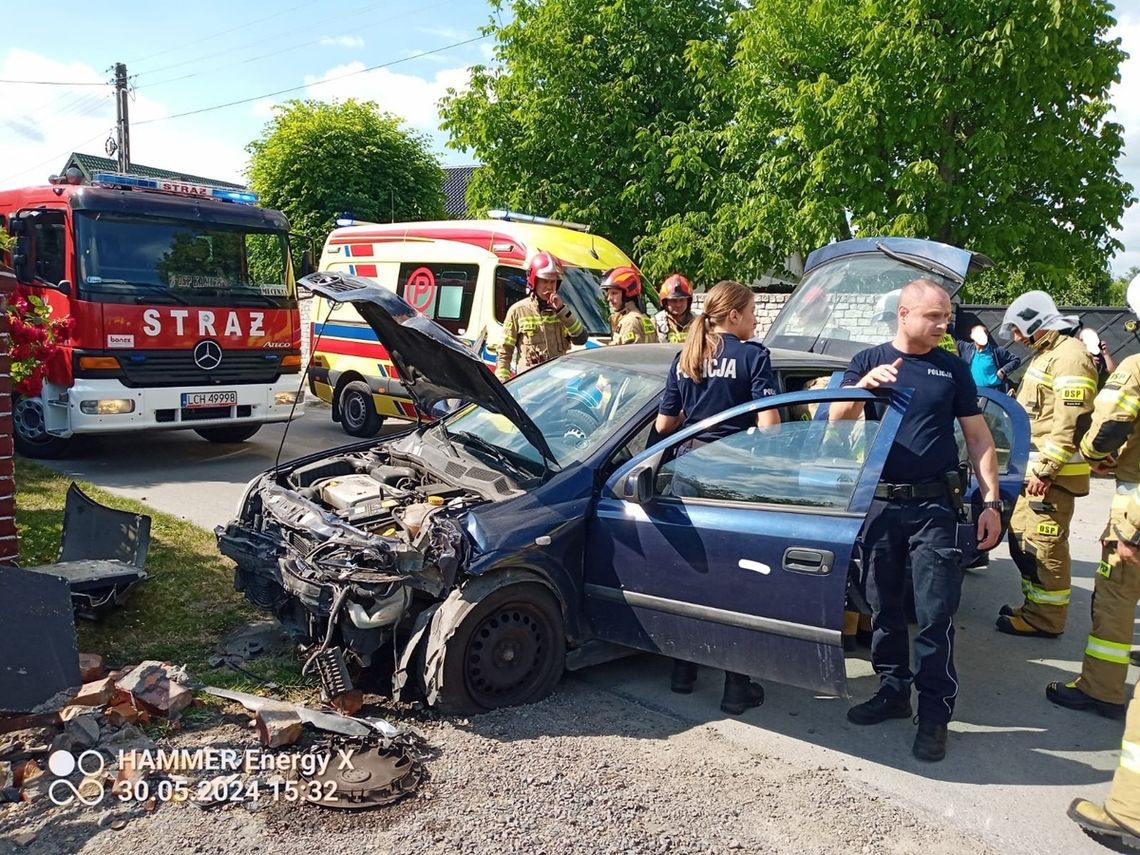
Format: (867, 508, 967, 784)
(15, 460, 310, 694)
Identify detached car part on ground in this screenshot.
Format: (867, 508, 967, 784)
(218, 251, 1030, 715)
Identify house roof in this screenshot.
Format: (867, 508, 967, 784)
(443, 165, 475, 217)
(62, 152, 245, 189)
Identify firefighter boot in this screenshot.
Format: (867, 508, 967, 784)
(670, 660, 698, 694)
(1068, 799, 1140, 848)
(1046, 681, 1127, 720)
(720, 672, 764, 715)
(995, 614, 1062, 638)
(912, 719, 948, 762)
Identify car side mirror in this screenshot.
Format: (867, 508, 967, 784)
(12, 235, 34, 285)
(300, 249, 315, 278)
(620, 464, 654, 504)
(55, 279, 72, 296)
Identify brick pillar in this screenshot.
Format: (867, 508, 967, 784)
(0, 268, 17, 566)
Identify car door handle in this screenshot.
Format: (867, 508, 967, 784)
(783, 548, 834, 575)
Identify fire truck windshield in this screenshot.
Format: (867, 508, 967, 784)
(74, 212, 296, 308)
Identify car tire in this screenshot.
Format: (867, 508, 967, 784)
(439, 582, 566, 715)
(559, 406, 600, 450)
(338, 381, 382, 438)
(13, 395, 74, 459)
(194, 424, 262, 443)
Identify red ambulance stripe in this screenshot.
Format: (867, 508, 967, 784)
(353, 264, 378, 277)
(349, 244, 372, 258)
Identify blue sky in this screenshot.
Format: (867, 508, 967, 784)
(0, 1, 1136, 275)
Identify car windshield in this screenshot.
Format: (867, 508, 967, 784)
(444, 354, 664, 471)
(765, 255, 958, 360)
(74, 212, 295, 308)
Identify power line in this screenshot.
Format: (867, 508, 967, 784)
(134, 34, 487, 127)
(135, 0, 454, 93)
(0, 130, 108, 186)
(0, 78, 105, 86)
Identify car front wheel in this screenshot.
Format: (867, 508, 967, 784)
(439, 582, 566, 714)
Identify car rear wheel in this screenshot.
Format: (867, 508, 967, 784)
(439, 582, 566, 715)
(195, 425, 262, 443)
(338, 381, 382, 438)
(13, 396, 74, 459)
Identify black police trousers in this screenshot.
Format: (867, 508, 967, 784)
(862, 496, 964, 724)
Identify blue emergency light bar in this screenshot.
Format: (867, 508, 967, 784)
(90, 172, 259, 205)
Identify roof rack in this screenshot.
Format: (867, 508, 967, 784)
(486, 209, 590, 233)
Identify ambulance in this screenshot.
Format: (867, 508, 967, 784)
(0, 171, 306, 458)
(309, 211, 636, 436)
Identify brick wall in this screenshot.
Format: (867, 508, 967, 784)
(0, 268, 17, 565)
(692, 291, 792, 336)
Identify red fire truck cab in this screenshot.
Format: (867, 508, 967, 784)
(1, 172, 307, 458)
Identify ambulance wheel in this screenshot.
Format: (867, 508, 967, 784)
(13, 396, 74, 459)
(195, 425, 262, 443)
(338, 381, 382, 438)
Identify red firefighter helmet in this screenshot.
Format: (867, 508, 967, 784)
(600, 266, 642, 300)
(658, 274, 694, 302)
(526, 251, 564, 290)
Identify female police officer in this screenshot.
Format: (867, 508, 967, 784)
(654, 279, 778, 714)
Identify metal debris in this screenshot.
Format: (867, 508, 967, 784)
(298, 736, 424, 809)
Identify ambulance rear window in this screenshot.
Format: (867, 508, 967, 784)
(396, 262, 477, 335)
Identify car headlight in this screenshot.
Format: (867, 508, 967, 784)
(79, 399, 135, 415)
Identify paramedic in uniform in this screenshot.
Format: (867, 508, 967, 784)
(601, 266, 655, 345)
(495, 251, 588, 381)
(996, 291, 1097, 638)
(834, 279, 1001, 762)
(655, 280, 778, 715)
(1048, 275, 1140, 720)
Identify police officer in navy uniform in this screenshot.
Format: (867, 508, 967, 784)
(834, 279, 1002, 761)
(656, 279, 778, 715)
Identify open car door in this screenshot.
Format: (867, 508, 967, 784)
(582, 387, 906, 697)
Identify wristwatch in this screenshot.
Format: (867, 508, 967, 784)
(981, 500, 1003, 511)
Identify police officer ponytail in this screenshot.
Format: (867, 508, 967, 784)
(679, 280, 753, 384)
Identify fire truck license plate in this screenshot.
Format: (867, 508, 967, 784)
(181, 391, 237, 409)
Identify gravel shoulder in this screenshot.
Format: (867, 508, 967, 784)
(1, 678, 996, 855)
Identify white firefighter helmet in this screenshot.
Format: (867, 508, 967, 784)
(874, 289, 901, 323)
(1126, 273, 1140, 318)
(999, 290, 1079, 341)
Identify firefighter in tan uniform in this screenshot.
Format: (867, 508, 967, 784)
(601, 266, 654, 345)
(653, 274, 697, 343)
(996, 290, 1097, 637)
(1069, 487, 1140, 845)
(495, 251, 588, 381)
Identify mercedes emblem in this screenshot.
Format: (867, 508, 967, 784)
(193, 339, 223, 371)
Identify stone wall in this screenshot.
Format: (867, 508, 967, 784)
(0, 269, 17, 565)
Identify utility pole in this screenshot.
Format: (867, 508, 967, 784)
(113, 63, 131, 174)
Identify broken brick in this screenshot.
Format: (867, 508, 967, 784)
(104, 703, 142, 728)
(78, 653, 105, 682)
(254, 708, 304, 748)
(330, 689, 364, 716)
(13, 759, 42, 788)
(114, 661, 193, 718)
(64, 715, 101, 751)
(59, 704, 101, 722)
(72, 676, 115, 707)
(19, 778, 47, 804)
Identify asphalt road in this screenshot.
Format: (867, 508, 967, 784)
(35, 412, 1130, 853)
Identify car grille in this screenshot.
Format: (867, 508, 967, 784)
(112, 350, 287, 388)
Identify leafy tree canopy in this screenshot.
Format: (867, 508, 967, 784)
(246, 99, 446, 246)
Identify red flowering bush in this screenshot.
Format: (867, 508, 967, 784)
(5, 294, 73, 397)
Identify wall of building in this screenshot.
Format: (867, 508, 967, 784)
(0, 268, 18, 565)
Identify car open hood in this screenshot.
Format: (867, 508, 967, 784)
(302, 272, 557, 465)
(803, 237, 994, 291)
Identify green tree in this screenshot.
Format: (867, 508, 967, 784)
(246, 99, 446, 252)
(438, 0, 743, 282)
(712, 0, 1133, 299)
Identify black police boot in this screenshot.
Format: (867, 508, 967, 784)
(913, 719, 948, 762)
(1046, 681, 1127, 720)
(670, 660, 698, 694)
(846, 691, 913, 725)
(720, 672, 764, 715)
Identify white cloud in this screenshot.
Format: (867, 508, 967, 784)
(0, 50, 248, 188)
(1109, 15, 1140, 275)
(417, 26, 469, 40)
(319, 35, 365, 48)
(299, 61, 472, 157)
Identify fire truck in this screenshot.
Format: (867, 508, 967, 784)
(0, 171, 308, 458)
